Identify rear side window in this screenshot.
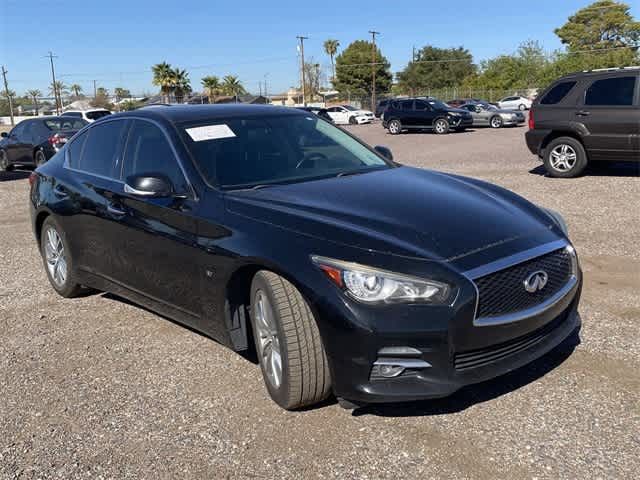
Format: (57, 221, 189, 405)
(67, 130, 88, 169)
(400, 99, 414, 110)
(62, 112, 82, 118)
(86, 110, 111, 120)
(78, 120, 129, 178)
(585, 76, 636, 106)
(540, 81, 576, 105)
(122, 120, 188, 193)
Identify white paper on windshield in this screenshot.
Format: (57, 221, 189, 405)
(186, 124, 236, 142)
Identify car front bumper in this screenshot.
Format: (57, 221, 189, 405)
(322, 273, 582, 405)
(354, 115, 374, 124)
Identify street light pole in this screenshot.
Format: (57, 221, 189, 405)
(297, 36, 308, 106)
(1, 66, 14, 126)
(45, 51, 60, 115)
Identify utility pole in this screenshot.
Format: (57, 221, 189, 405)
(297, 36, 308, 106)
(45, 51, 60, 115)
(264, 73, 269, 102)
(369, 31, 380, 111)
(1, 66, 15, 126)
(93, 80, 97, 100)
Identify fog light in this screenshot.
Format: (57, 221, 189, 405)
(378, 365, 405, 378)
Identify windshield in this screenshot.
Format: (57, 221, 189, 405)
(181, 114, 391, 189)
(426, 99, 450, 110)
(44, 118, 88, 131)
(86, 110, 111, 120)
(342, 105, 358, 111)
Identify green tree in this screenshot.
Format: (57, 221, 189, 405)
(334, 40, 392, 98)
(555, 0, 640, 51)
(201, 75, 221, 99)
(323, 39, 340, 83)
(114, 87, 131, 102)
(221, 75, 246, 97)
(171, 68, 192, 101)
(26, 89, 42, 115)
(152, 61, 174, 100)
(70, 83, 83, 98)
(91, 87, 112, 109)
(396, 46, 475, 94)
(303, 61, 322, 100)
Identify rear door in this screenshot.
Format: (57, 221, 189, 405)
(578, 74, 639, 160)
(5, 122, 29, 163)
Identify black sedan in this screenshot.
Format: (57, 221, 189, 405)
(29, 105, 582, 410)
(0, 116, 88, 171)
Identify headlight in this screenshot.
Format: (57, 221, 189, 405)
(311, 256, 454, 304)
(447, 112, 460, 117)
(543, 208, 569, 236)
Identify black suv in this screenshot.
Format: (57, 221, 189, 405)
(526, 67, 640, 177)
(382, 98, 473, 134)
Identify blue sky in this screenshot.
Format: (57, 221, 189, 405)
(1, 0, 635, 97)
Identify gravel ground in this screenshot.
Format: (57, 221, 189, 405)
(1, 121, 639, 479)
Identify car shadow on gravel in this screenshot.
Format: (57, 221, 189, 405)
(0, 169, 32, 182)
(529, 162, 639, 178)
(352, 327, 581, 418)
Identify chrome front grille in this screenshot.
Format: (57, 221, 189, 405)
(474, 247, 574, 320)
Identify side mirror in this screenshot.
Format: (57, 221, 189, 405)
(374, 145, 394, 162)
(124, 174, 174, 198)
(1, 132, 7, 138)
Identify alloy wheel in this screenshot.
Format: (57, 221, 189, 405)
(389, 120, 400, 134)
(254, 290, 283, 389)
(44, 227, 67, 287)
(549, 144, 577, 172)
(0, 150, 7, 171)
(435, 119, 447, 134)
(35, 150, 46, 166)
(491, 116, 502, 128)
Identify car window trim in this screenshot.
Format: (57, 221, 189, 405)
(64, 116, 198, 200)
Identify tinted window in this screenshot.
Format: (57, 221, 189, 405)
(67, 130, 88, 169)
(79, 120, 129, 178)
(182, 115, 389, 188)
(10, 123, 25, 138)
(585, 76, 636, 106)
(541, 81, 576, 105)
(44, 118, 88, 131)
(86, 110, 111, 120)
(123, 120, 188, 193)
(62, 112, 83, 118)
(414, 100, 430, 110)
(400, 100, 414, 110)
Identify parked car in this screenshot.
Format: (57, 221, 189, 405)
(375, 99, 389, 118)
(61, 108, 112, 122)
(526, 67, 640, 178)
(326, 105, 374, 124)
(458, 102, 525, 128)
(382, 98, 473, 134)
(447, 98, 482, 108)
(295, 106, 333, 123)
(497, 95, 532, 111)
(30, 104, 582, 410)
(0, 116, 88, 171)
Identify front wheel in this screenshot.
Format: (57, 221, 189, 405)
(543, 137, 588, 178)
(250, 271, 331, 410)
(434, 118, 450, 134)
(348, 116, 357, 125)
(35, 149, 47, 167)
(40, 216, 83, 297)
(387, 119, 402, 135)
(490, 116, 503, 128)
(519, 103, 526, 111)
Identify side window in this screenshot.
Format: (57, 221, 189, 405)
(326, 107, 338, 112)
(414, 100, 430, 110)
(400, 100, 414, 110)
(21, 122, 33, 140)
(78, 120, 129, 178)
(10, 123, 24, 138)
(122, 120, 188, 193)
(584, 76, 636, 106)
(540, 82, 576, 105)
(67, 130, 88, 169)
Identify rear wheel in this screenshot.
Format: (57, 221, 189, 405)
(387, 119, 402, 135)
(490, 116, 503, 128)
(434, 118, 450, 134)
(250, 271, 331, 410)
(519, 103, 526, 111)
(40, 217, 83, 297)
(35, 149, 47, 167)
(543, 137, 588, 178)
(0, 149, 10, 172)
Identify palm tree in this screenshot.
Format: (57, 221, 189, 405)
(201, 75, 221, 101)
(323, 39, 340, 83)
(70, 83, 83, 98)
(26, 89, 42, 116)
(171, 68, 192, 102)
(152, 62, 174, 101)
(114, 87, 130, 102)
(222, 75, 246, 98)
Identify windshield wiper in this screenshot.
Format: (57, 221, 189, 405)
(336, 166, 386, 178)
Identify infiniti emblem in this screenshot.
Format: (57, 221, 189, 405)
(523, 270, 548, 293)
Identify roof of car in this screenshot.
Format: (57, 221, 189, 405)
(119, 104, 304, 124)
(557, 66, 640, 81)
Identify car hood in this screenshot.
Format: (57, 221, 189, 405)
(225, 167, 559, 265)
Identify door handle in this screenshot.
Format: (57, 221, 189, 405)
(576, 110, 590, 116)
(53, 185, 68, 198)
(106, 203, 127, 217)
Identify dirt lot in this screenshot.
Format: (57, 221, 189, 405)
(1, 122, 639, 479)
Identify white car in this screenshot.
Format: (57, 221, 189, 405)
(497, 96, 532, 111)
(61, 108, 112, 122)
(325, 105, 374, 125)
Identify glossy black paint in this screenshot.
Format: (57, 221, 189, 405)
(526, 69, 640, 161)
(30, 105, 581, 404)
(382, 98, 473, 131)
(0, 116, 87, 168)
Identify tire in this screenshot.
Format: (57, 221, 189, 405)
(0, 149, 10, 172)
(434, 118, 450, 134)
(387, 119, 402, 135)
(490, 116, 503, 128)
(543, 137, 588, 178)
(519, 103, 526, 111)
(348, 116, 357, 125)
(35, 149, 47, 167)
(40, 216, 83, 297)
(250, 271, 331, 410)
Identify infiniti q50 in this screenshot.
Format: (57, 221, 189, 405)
(30, 105, 582, 410)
